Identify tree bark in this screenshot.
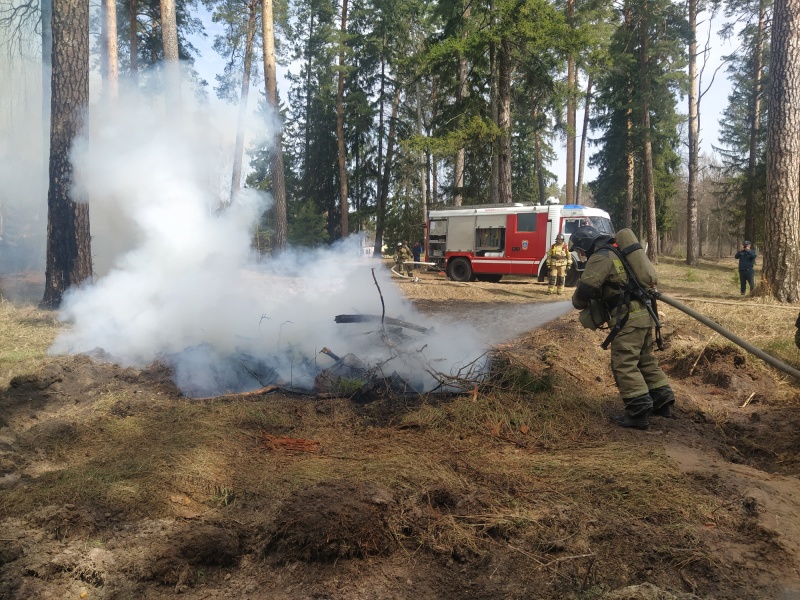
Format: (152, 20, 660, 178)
(42, 0, 92, 308)
(263, 0, 287, 250)
(497, 36, 512, 204)
(686, 0, 699, 265)
(764, 0, 800, 300)
(160, 0, 180, 102)
(102, 0, 118, 100)
(336, 0, 350, 237)
(230, 0, 258, 204)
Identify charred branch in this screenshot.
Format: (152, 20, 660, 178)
(335, 314, 431, 334)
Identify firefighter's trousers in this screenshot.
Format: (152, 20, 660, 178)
(396, 261, 413, 277)
(548, 261, 568, 294)
(609, 313, 670, 407)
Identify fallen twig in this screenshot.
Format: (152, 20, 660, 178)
(689, 333, 717, 375)
(371, 268, 386, 328)
(740, 392, 756, 408)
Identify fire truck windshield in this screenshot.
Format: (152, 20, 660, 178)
(589, 217, 615, 235)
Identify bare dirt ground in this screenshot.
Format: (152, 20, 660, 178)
(2, 258, 800, 599)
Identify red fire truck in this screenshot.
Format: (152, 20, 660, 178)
(426, 202, 614, 284)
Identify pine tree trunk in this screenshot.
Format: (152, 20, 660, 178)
(105, 0, 118, 100)
(418, 81, 427, 223)
(375, 87, 401, 255)
(640, 5, 657, 264)
(230, 0, 257, 204)
(263, 0, 287, 250)
(373, 52, 386, 254)
(534, 110, 545, 203)
(336, 0, 349, 237)
(160, 0, 179, 102)
(454, 2, 470, 207)
(497, 37, 512, 204)
(490, 40, 499, 204)
(745, 0, 767, 245)
(575, 74, 592, 204)
(565, 0, 576, 204)
(129, 0, 138, 83)
(764, 0, 800, 300)
(42, 0, 52, 153)
(686, 0, 699, 265)
(42, 0, 91, 308)
(623, 0, 634, 229)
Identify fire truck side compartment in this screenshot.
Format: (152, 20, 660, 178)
(444, 216, 477, 252)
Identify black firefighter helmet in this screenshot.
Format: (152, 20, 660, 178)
(569, 226, 611, 258)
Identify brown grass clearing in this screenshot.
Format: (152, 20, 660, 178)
(1, 259, 800, 598)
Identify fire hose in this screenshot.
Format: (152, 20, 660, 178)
(654, 291, 800, 381)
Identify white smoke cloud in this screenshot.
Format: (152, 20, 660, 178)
(50, 81, 489, 396)
(0, 53, 47, 274)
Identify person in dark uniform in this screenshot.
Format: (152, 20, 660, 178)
(570, 226, 676, 430)
(411, 241, 422, 269)
(734, 241, 757, 296)
(795, 312, 800, 349)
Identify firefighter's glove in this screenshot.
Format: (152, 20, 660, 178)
(572, 280, 600, 310)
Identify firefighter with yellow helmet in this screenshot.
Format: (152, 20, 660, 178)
(547, 233, 572, 294)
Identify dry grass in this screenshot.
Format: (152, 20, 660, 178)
(0, 300, 60, 385)
(0, 257, 792, 593)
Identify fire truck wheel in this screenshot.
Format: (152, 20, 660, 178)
(565, 264, 580, 287)
(447, 258, 473, 282)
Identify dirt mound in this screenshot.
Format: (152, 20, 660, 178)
(148, 524, 242, 587)
(262, 480, 396, 562)
(29, 505, 100, 541)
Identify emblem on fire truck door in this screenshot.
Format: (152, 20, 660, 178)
(522, 240, 529, 250)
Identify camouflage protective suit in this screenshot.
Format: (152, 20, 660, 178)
(393, 244, 413, 277)
(547, 243, 572, 294)
(572, 244, 675, 429)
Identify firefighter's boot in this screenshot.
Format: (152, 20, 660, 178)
(611, 393, 652, 430)
(556, 275, 565, 294)
(650, 385, 676, 418)
(548, 274, 557, 294)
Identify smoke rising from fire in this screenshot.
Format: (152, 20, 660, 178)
(49, 82, 492, 396)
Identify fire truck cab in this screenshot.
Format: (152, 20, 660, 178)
(426, 202, 614, 284)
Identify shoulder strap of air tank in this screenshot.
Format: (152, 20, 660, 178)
(619, 242, 643, 257)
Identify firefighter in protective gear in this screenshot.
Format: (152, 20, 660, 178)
(570, 226, 676, 430)
(393, 242, 413, 277)
(547, 233, 573, 294)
